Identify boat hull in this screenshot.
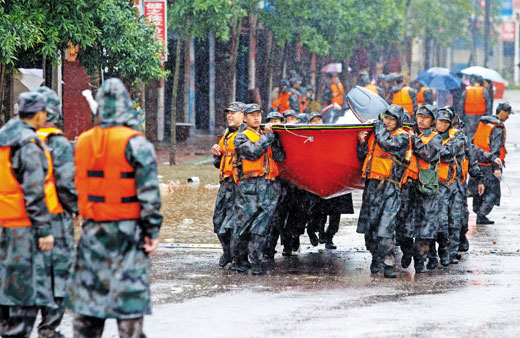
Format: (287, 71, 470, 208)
(273, 124, 373, 198)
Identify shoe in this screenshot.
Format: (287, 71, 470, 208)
(251, 264, 263, 275)
(282, 247, 292, 256)
(477, 214, 494, 225)
(243, 260, 252, 269)
(39, 330, 65, 338)
(308, 233, 319, 247)
(231, 261, 247, 273)
(383, 266, 396, 278)
(426, 258, 438, 270)
(459, 235, 469, 252)
(414, 263, 427, 273)
(454, 253, 461, 260)
(370, 260, 380, 274)
(325, 241, 337, 250)
(218, 254, 231, 268)
(318, 232, 327, 244)
(449, 255, 459, 264)
(440, 254, 450, 267)
(401, 254, 412, 268)
(292, 237, 300, 251)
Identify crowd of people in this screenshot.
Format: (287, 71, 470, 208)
(0, 79, 162, 337)
(212, 70, 511, 279)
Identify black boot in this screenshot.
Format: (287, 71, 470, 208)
(291, 236, 300, 251)
(426, 257, 438, 270)
(251, 263, 263, 275)
(477, 214, 494, 225)
(325, 240, 337, 250)
(384, 266, 396, 278)
(414, 263, 427, 273)
(308, 232, 319, 247)
(282, 246, 292, 256)
(449, 254, 459, 264)
(218, 254, 232, 268)
(401, 254, 412, 268)
(230, 258, 248, 273)
(458, 235, 469, 252)
(370, 260, 380, 274)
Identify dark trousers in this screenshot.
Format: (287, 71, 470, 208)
(73, 314, 144, 338)
(400, 238, 431, 265)
(0, 306, 38, 338)
(38, 298, 66, 337)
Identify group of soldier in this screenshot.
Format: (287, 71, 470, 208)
(0, 78, 162, 337)
(213, 71, 511, 280)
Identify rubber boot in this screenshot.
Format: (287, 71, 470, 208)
(383, 266, 396, 278)
(426, 257, 438, 270)
(401, 254, 412, 268)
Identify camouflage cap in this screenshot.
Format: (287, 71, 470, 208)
(225, 101, 246, 112)
(18, 91, 46, 113)
(283, 109, 298, 118)
(416, 104, 436, 119)
(244, 103, 263, 114)
(436, 107, 454, 122)
(308, 112, 322, 121)
(265, 111, 284, 122)
(297, 113, 309, 123)
(35, 86, 62, 123)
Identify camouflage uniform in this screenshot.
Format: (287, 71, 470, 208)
(35, 86, 78, 338)
(0, 93, 56, 337)
(396, 126, 441, 270)
(233, 127, 285, 272)
(212, 121, 246, 267)
(66, 79, 162, 338)
(264, 179, 293, 260)
(468, 115, 505, 219)
(357, 113, 409, 274)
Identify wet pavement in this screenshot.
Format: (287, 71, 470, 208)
(37, 91, 520, 337)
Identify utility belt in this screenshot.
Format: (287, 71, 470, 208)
(373, 177, 401, 189)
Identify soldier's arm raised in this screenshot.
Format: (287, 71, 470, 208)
(234, 132, 275, 161)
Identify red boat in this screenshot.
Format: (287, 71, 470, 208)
(272, 86, 387, 198)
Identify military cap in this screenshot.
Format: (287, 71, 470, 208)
(18, 92, 46, 113)
(35, 86, 62, 123)
(244, 103, 263, 114)
(225, 101, 246, 112)
(416, 104, 437, 119)
(308, 112, 322, 121)
(297, 113, 309, 124)
(496, 102, 513, 114)
(436, 107, 454, 122)
(283, 109, 298, 118)
(265, 111, 285, 123)
(382, 104, 404, 120)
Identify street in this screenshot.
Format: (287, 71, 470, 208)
(43, 91, 520, 337)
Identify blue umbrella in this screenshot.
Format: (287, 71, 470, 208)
(416, 67, 461, 90)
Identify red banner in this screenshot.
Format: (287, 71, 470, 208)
(144, 0, 167, 61)
(501, 21, 516, 42)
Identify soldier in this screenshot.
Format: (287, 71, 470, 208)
(35, 86, 78, 338)
(265, 111, 285, 124)
(457, 74, 491, 140)
(0, 92, 56, 337)
(357, 105, 411, 278)
(271, 79, 291, 113)
(469, 102, 511, 225)
(308, 111, 323, 124)
(66, 78, 162, 338)
(283, 110, 300, 124)
(358, 71, 385, 97)
(396, 105, 441, 273)
(411, 80, 434, 107)
(323, 73, 345, 107)
(211, 102, 246, 268)
(233, 103, 285, 275)
(390, 75, 418, 116)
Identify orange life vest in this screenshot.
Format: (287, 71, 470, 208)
(364, 83, 380, 96)
(218, 129, 239, 181)
(464, 85, 486, 115)
(438, 129, 459, 185)
(473, 120, 506, 165)
(417, 86, 429, 106)
(0, 140, 63, 228)
(361, 129, 410, 186)
(405, 131, 438, 180)
(392, 86, 414, 115)
(330, 83, 344, 106)
(273, 91, 291, 113)
(75, 126, 143, 221)
(238, 128, 279, 181)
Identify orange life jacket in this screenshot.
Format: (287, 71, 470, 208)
(75, 126, 143, 221)
(405, 131, 438, 180)
(392, 86, 414, 115)
(361, 129, 410, 186)
(473, 120, 506, 166)
(417, 86, 429, 106)
(464, 85, 486, 115)
(330, 83, 344, 106)
(364, 83, 380, 96)
(0, 140, 63, 228)
(218, 129, 239, 181)
(238, 128, 279, 181)
(37, 126, 65, 215)
(273, 91, 291, 113)
(438, 129, 459, 185)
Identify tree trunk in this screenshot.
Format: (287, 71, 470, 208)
(248, 13, 259, 104)
(265, 30, 274, 111)
(169, 33, 182, 166)
(484, 0, 491, 67)
(209, 31, 216, 135)
(0, 64, 6, 126)
(310, 53, 316, 98)
(228, 17, 243, 102)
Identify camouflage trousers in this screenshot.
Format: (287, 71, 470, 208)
(399, 238, 431, 265)
(217, 231, 232, 261)
(472, 176, 500, 216)
(0, 306, 38, 338)
(231, 233, 266, 266)
(460, 182, 470, 238)
(364, 231, 395, 268)
(265, 184, 293, 258)
(37, 297, 66, 338)
(73, 314, 144, 338)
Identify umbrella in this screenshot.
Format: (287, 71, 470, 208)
(321, 63, 342, 73)
(416, 67, 461, 90)
(460, 66, 506, 83)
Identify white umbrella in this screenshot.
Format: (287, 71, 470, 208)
(321, 63, 342, 73)
(460, 66, 506, 83)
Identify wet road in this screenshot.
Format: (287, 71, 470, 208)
(41, 91, 520, 337)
